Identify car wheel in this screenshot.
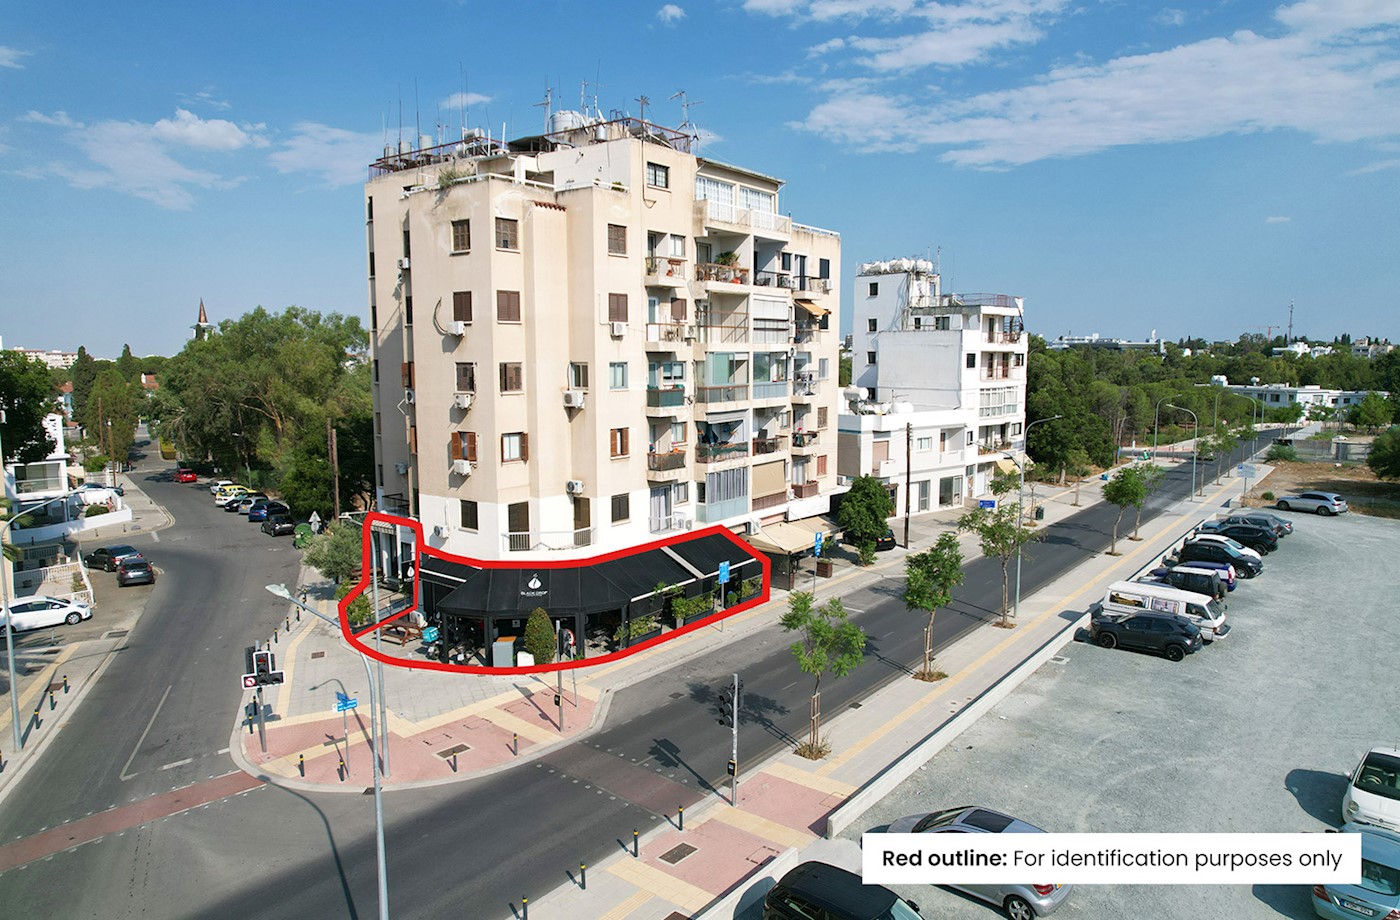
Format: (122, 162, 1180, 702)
(1165, 644, 1186, 662)
(1276, 501, 1290, 511)
(1317, 506, 1331, 516)
(1096, 632, 1117, 649)
(1004, 895, 1035, 920)
(1251, 544, 1267, 555)
(65, 612, 82, 625)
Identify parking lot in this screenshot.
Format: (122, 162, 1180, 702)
(839, 509, 1400, 919)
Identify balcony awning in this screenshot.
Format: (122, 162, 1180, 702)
(794, 299, 829, 317)
(995, 458, 1018, 475)
(746, 521, 812, 556)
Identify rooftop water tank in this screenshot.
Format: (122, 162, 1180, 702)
(550, 110, 587, 135)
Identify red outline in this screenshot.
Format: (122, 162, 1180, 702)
(334, 513, 771, 674)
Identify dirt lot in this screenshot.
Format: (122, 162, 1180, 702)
(1246, 459, 1400, 517)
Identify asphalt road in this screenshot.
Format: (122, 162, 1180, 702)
(0, 431, 1281, 919)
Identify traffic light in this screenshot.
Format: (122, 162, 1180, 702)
(251, 649, 285, 686)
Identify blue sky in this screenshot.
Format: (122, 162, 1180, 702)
(3, 0, 1398, 358)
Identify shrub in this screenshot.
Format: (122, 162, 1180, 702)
(613, 614, 659, 645)
(1265, 444, 1298, 462)
(523, 607, 557, 665)
(83, 504, 110, 517)
(335, 581, 372, 627)
(741, 576, 762, 598)
(83, 455, 109, 472)
(1262, 491, 1275, 501)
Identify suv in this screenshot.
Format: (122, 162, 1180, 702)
(83, 544, 145, 572)
(1220, 511, 1292, 537)
(1090, 608, 1203, 661)
(764, 862, 922, 920)
(1196, 521, 1278, 555)
(1276, 490, 1348, 515)
(248, 500, 288, 522)
(262, 513, 296, 536)
(1139, 565, 1228, 601)
(1171, 539, 1263, 578)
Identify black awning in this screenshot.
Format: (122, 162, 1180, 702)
(667, 532, 762, 581)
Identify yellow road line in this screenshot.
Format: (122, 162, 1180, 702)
(0, 643, 79, 739)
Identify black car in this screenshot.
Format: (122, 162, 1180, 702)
(116, 558, 156, 587)
(875, 528, 896, 551)
(83, 544, 145, 572)
(763, 861, 921, 920)
(1139, 565, 1227, 601)
(261, 513, 296, 536)
(1196, 521, 1278, 555)
(1090, 608, 1203, 661)
(1171, 539, 1264, 577)
(1221, 511, 1293, 537)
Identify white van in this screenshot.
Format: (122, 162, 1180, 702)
(1101, 581, 1230, 642)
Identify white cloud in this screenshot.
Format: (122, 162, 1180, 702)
(438, 91, 493, 112)
(151, 109, 267, 150)
(807, 37, 847, 57)
(1349, 157, 1400, 174)
(0, 45, 31, 69)
(270, 122, 383, 188)
(1155, 8, 1186, 27)
(658, 4, 686, 23)
(23, 110, 78, 127)
(1265, 215, 1292, 223)
(848, 17, 1047, 69)
(744, 0, 806, 14)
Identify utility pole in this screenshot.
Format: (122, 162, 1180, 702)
(903, 422, 912, 548)
(327, 418, 341, 520)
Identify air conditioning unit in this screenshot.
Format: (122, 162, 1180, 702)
(447, 321, 466, 336)
(433, 525, 449, 539)
(404, 388, 416, 404)
(451, 459, 473, 476)
(394, 462, 409, 475)
(452, 392, 473, 410)
(609, 321, 627, 338)
(675, 512, 692, 530)
(683, 325, 697, 341)
(563, 389, 586, 409)
(398, 257, 411, 270)
(565, 479, 585, 495)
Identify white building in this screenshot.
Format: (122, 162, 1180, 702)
(1219, 380, 1387, 415)
(839, 259, 1028, 512)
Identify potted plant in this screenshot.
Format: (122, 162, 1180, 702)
(614, 614, 662, 647)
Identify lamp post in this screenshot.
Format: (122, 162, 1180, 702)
(1152, 395, 1177, 462)
(265, 584, 389, 920)
(1005, 414, 1062, 622)
(1167, 405, 1199, 500)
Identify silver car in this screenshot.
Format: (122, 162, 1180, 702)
(884, 806, 1072, 919)
(1275, 490, 1348, 515)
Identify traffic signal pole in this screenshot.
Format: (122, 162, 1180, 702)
(730, 672, 739, 806)
(256, 685, 266, 753)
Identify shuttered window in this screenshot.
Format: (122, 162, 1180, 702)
(499, 363, 523, 393)
(451, 220, 471, 252)
(608, 293, 628, 323)
(453, 291, 472, 323)
(610, 428, 630, 458)
(497, 290, 521, 323)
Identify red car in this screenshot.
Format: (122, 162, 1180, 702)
(175, 469, 197, 483)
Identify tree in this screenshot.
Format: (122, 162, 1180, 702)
(957, 496, 1041, 627)
(837, 475, 894, 563)
(1208, 430, 1239, 485)
(780, 591, 866, 759)
(904, 533, 963, 681)
(1349, 393, 1394, 433)
(303, 521, 363, 585)
(115, 344, 141, 382)
(523, 607, 556, 665)
(335, 580, 372, 627)
(1131, 464, 1165, 540)
(0, 351, 58, 463)
(1065, 448, 1092, 507)
(1368, 426, 1400, 480)
(1102, 467, 1147, 555)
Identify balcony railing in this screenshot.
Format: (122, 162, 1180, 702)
(749, 209, 792, 235)
(380, 493, 412, 518)
(752, 270, 794, 289)
(697, 321, 749, 345)
(796, 276, 830, 294)
(644, 257, 688, 281)
(698, 495, 748, 523)
(791, 431, 819, 448)
(645, 323, 691, 344)
(752, 380, 790, 400)
(752, 325, 790, 345)
(504, 527, 595, 553)
(793, 323, 818, 344)
(752, 491, 787, 511)
(986, 329, 1023, 344)
(649, 513, 687, 534)
(980, 367, 1015, 381)
(697, 384, 749, 403)
(978, 441, 1013, 455)
(12, 476, 66, 495)
(697, 442, 749, 463)
(646, 386, 686, 408)
(647, 449, 688, 471)
(751, 436, 787, 455)
(701, 200, 793, 236)
(792, 481, 820, 499)
(696, 262, 750, 285)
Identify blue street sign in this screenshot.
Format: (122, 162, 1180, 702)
(422, 626, 440, 643)
(335, 698, 358, 713)
(335, 691, 349, 704)
(814, 532, 823, 557)
(718, 561, 730, 585)
(979, 499, 996, 509)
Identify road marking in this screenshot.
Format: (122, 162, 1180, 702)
(150, 532, 160, 543)
(120, 683, 172, 781)
(159, 758, 193, 771)
(216, 747, 229, 755)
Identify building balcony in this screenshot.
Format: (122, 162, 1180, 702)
(752, 270, 795, 290)
(751, 435, 787, 456)
(791, 480, 820, 499)
(977, 441, 1013, 455)
(697, 384, 749, 404)
(697, 200, 792, 238)
(795, 276, 830, 294)
(980, 367, 1018, 381)
(698, 495, 749, 524)
(696, 321, 749, 345)
(645, 323, 693, 347)
(874, 458, 899, 478)
(646, 386, 686, 410)
(503, 527, 594, 553)
(647, 449, 688, 471)
(752, 491, 787, 511)
(380, 493, 413, 518)
(649, 512, 691, 534)
(791, 377, 820, 401)
(792, 323, 819, 345)
(695, 262, 750, 286)
(985, 329, 1024, 345)
(644, 257, 688, 287)
(790, 431, 819, 452)
(697, 442, 749, 464)
(752, 380, 790, 401)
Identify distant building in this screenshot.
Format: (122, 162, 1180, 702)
(192, 299, 215, 341)
(1351, 337, 1395, 359)
(1218, 380, 1388, 415)
(6, 347, 79, 369)
(1047, 332, 1164, 353)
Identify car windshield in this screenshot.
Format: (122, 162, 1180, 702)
(1359, 857, 1400, 897)
(912, 808, 968, 833)
(883, 899, 923, 920)
(1356, 752, 1400, 802)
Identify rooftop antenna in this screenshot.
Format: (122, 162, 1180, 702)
(635, 94, 650, 125)
(534, 84, 553, 134)
(670, 89, 703, 139)
(1287, 300, 1294, 343)
(414, 78, 421, 147)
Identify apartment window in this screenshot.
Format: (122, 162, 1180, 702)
(610, 427, 630, 458)
(1014, 352, 1026, 367)
(611, 493, 630, 523)
(497, 290, 521, 322)
(377, 464, 383, 487)
(966, 352, 976, 368)
(451, 219, 471, 252)
(608, 293, 628, 323)
(372, 359, 378, 383)
(935, 316, 951, 331)
(819, 358, 829, 379)
(499, 362, 523, 393)
(404, 296, 413, 326)
(374, 412, 382, 435)
(670, 421, 687, 444)
(646, 162, 669, 189)
(569, 362, 589, 389)
(501, 432, 528, 462)
(368, 251, 375, 278)
(868, 282, 878, 296)
(495, 218, 519, 250)
(819, 258, 830, 279)
(366, 198, 373, 220)
(670, 297, 686, 321)
(607, 224, 626, 255)
(459, 499, 478, 531)
(967, 431, 975, 446)
(609, 362, 628, 390)
(455, 362, 476, 392)
(370, 300, 377, 330)
(669, 234, 685, 258)
(867, 318, 877, 332)
(1011, 422, 1023, 437)
(673, 481, 689, 505)
(453, 291, 473, 323)
(816, 407, 828, 428)
(816, 455, 828, 477)
(401, 361, 414, 387)
(781, 252, 792, 272)
(402, 229, 411, 257)
(867, 351, 877, 365)
(916, 436, 933, 452)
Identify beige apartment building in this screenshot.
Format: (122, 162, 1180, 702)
(365, 112, 842, 568)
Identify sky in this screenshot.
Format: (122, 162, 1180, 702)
(2, 0, 1398, 359)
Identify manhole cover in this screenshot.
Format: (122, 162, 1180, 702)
(659, 842, 698, 865)
(669, 691, 684, 699)
(311, 651, 326, 659)
(1049, 655, 1069, 664)
(104, 629, 129, 638)
(437, 744, 470, 758)
(848, 701, 863, 709)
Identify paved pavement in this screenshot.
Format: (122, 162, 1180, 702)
(224, 436, 1278, 919)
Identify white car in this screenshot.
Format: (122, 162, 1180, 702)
(209, 479, 234, 495)
(2, 595, 94, 633)
(1185, 532, 1263, 562)
(1344, 747, 1400, 832)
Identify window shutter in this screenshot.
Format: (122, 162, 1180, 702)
(622, 428, 629, 456)
(451, 431, 463, 460)
(401, 362, 414, 387)
(520, 433, 529, 463)
(465, 432, 477, 462)
(453, 291, 472, 322)
(670, 297, 686, 321)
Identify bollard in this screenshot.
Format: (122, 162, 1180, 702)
(513, 732, 518, 756)
(299, 754, 305, 777)
(295, 607, 300, 622)
(32, 704, 41, 730)
(580, 862, 586, 890)
(678, 805, 684, 831)
(339, 758, 346, 782)
(285, 617, 290, 631)
(49, 690, 56, 710)
(451, 752, 458, 773)
(633, 828, 639, 858)
(521, 896, 528, 920)
(272, 628, 278, 644)
(62, 674, 69, 693)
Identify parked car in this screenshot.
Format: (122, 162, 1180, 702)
(1102, 581, 1228, 642)
(232, 494, 269, 515)
(1277, 490, 1349, 515)
(214, 487, 249, 507)
(763, 861, 922, 920)
(1185, 532, 1264, 562)
(2, 595, 93, 632)
(1196, 521, 1279, 555)
(261, 513, 297, 536)
(116, 558, 157, 587)
(209, 479, 235, 495)
(1089, 607, 1203, 661)
(1220, 511, 1293, 537)
(1159, 558, 1238, 590)
(76, 481, 124, 497)
(882, 806, 1073, 919)
(175, 468, 198, 483)
(247, 500, 288, 522)
(1344, 747, 1400, 832)
(83, 544, 145, 572)
(1311, 823, 1400, 920)
(875, 528, 897, 551)
(1138, 565, 1229, 600)
(1170, 539, 1263, 578)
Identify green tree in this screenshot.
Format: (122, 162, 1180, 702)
(303, 521, 363, 584)
(523, 607, 557, 665)
(1102, 466, 1147, 555)
(69, 347, 98, 421)
(780, 591, 866, 758)
(115, 344, 141, 382)
(1349, 393, 1394, 432)
(838, 355, 852, 387)
(1368, 426, 1400, 480)
(837, 475, 894, 563)
(957, 494, 1041, 626)
(1065, 448, 1092, 507)
(1131, 464, 1165, 540)
(1207, 430, 1239, 485)
(0, 351, 58, 463)
(904, 533, 963, 681)
(335, 580, 372, 628)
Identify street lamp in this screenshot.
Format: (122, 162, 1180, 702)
(1005, 414, 1063, 622)
(265, 583, 389, 920)
(1152, 395, 1178, 462)
(1167, 405, 1199, 499)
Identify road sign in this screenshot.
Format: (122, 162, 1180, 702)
(335, 697, 358, 713)
(335, 691, 349, 704)
(242, 673, 258, 689)
(718, 561, 730, 584)
(814, 532, 823, 557)
(422, 626, 440, 643)
(979, 499, 996, 509)
(1239, 464, 1257, 477)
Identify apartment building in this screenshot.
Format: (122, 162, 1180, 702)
(840, 259, 1028, 512)
(364, 109, 842, 659)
